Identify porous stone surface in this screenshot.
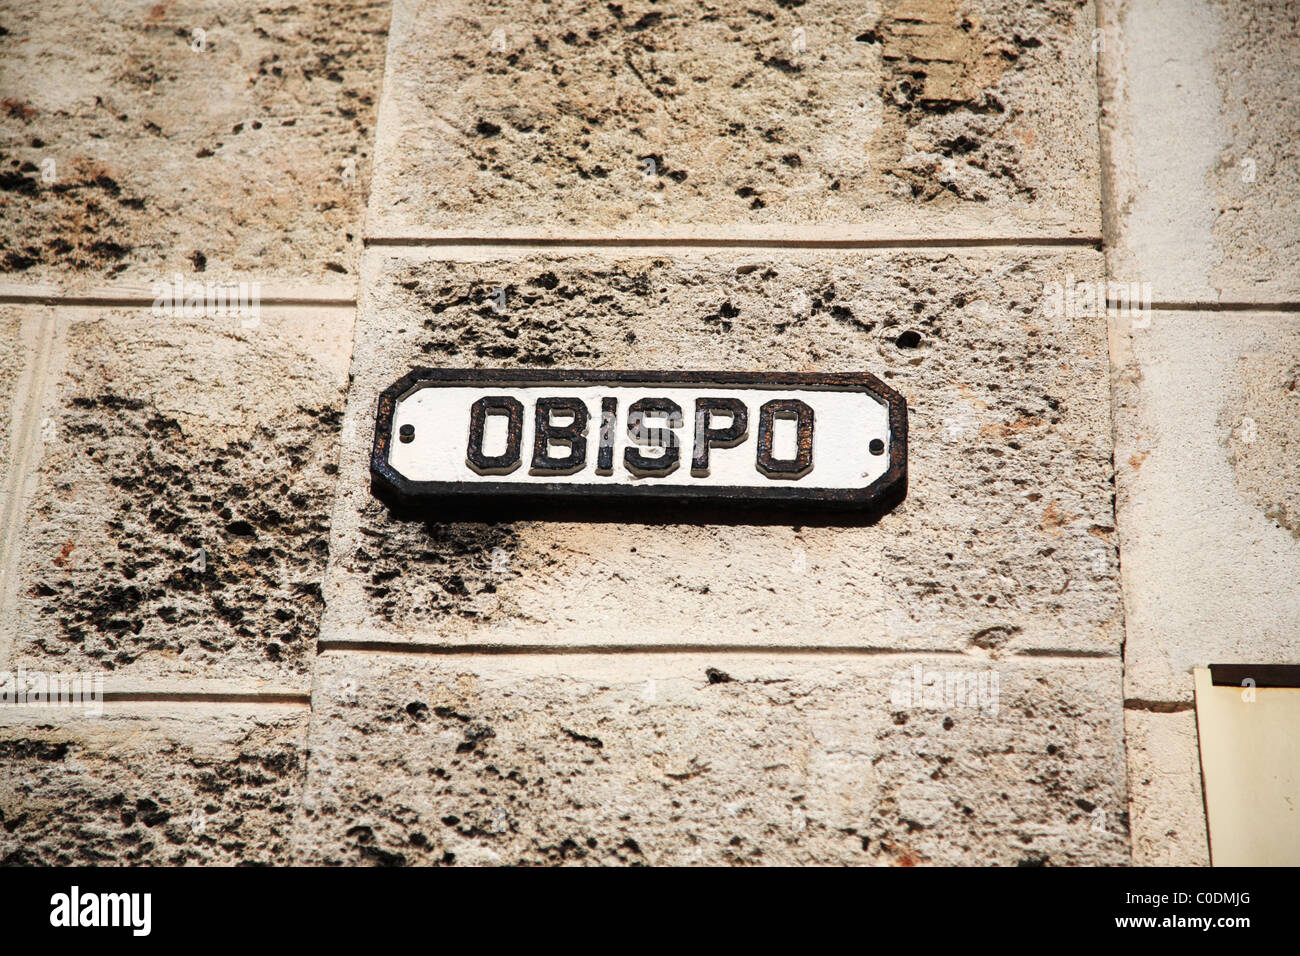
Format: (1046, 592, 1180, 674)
(1227, 341, 1300, 541)
(7, 306, 353, 685)
(1123, 706, 1209, 866)
(1114, 311, 1300, 701)
(323, 248, 1120, 655)
(0, 0, 390, 283)
(1101, 0, 1300, 301)
(0, 705, 307, 865)
(1205, 1, 1300, 301)
(368, 0, 1102, 239)
(296, 652, 1127, 866)
(0, 310, 22, 480)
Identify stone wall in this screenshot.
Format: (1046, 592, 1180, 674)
(0, 0, 1295, 865)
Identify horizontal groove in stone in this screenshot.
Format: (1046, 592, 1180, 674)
(1118, 300, 1300, 313)
(0, 293, 356, 308)
(1012, 648, 1118, 660)
(320, 641, 963, 656)
(13, 286, 1299, 314)
(102, 691, 311, 705)
(1123, 699, 1197, 713)
(365, 235, 1104, 251)
(0, 691, 311, 706)
(318, 641, 1118, 661)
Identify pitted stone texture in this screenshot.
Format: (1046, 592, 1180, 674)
(0, 0, 389, 283)
(7, 306, 353, 685)
(1124, 706, 1209, 866)
(296, 653, 1127, 866)
(1206, 1, 1300, 301)
(1114, 312, 1300, 701)
(368, 0, 1101, 239)
(0, 705, 307, 865)
(0, 310, 24, 482)
(324, 248, 1119, 655)
(1102, 0, 1300, 301)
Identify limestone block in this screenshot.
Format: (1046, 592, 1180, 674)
(368, 0, 1102, 240)
(0, 703, 308, 865)
(0, 310, 24, 481)
(0, 0, 391, 283)
(323, 247, 1120, 656)
(1101, 0, 1300, 301)
(1114, 311, 1300, 701)
(0, 306, 55, 665)
(296, 652, 1127, 865)
(6, 305, 354, 686)
(1124, 705, 1209, 866)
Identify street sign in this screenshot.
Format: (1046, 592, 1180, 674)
(371, 369, 907, 511)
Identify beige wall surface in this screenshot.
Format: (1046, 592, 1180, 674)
(0, 0, 1296, 865)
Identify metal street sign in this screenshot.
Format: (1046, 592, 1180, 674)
(371, 369, 907, 511)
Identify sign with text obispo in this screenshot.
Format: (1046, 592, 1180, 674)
(371, 369, 907, 510)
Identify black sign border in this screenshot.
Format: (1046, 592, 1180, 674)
(371, 368, 907, 512)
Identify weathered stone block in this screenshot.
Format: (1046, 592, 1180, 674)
(1114, 311, 1300, 700)
(1102, 0, 1300, 301)
(368, 0, 1102, 239)
(0, 311, 24, 479)
(323, 248, 1119, 655)
(0, 0, 390, 282)
(296, 652, 1127, 865)
(7, 305, 353, 686)
(1123, 705, 1209, 866)
(0, 704, 308, 865)
(0, 306, 55, 662)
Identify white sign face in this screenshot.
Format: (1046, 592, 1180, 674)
(371, 370, 907, 510)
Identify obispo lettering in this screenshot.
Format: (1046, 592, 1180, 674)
(691, 397, 747, 476)
(465, 396, 524, 475)
(466, 394, 810, 480)
(531, 396, 589, 475)
(49, 886, 151, 937)
(623, 397, 685, 477)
